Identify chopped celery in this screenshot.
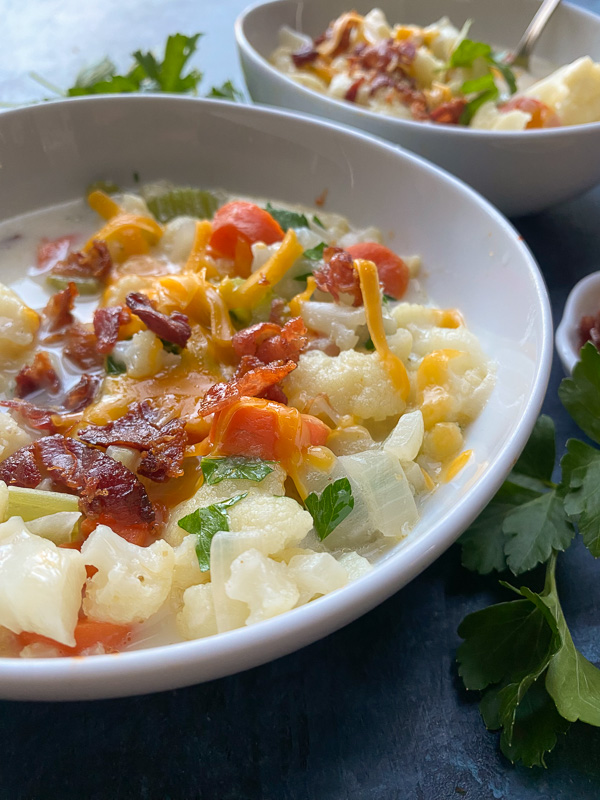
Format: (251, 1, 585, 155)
(145, 188, 219, 223)
(46, 275, 102, 295)
(7, 486, 79, 522)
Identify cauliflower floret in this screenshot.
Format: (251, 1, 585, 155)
(164, 464, 287, 546)
(285, 349, 406, 421)
(0, 517, 86, 645)
(336, 551, 373, 581)
(159, 216, 198, 264)
(0, 284, 40, 366)
(523, 56, 600, 125)
(177, 583, 218, 640)
(82, 525, 174, 625)
(171, 534, 210, 603)
(112, 330, 176, 379)
(470, 101, 530, 131)
(225, 549, 299, 625)
(0, 412, 32, 462)
(227, 494, 313, 549)
(26, 511, 81, 545)
(288, 553, 348, 605)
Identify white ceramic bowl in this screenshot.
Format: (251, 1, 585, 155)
(0, 96, 551, 700)
(555, 271, 600, 372)
(236, 0, 600, 217)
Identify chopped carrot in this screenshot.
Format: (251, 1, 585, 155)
(346, 242, 410, 300)
(209, 397, 330, 466)
(209, 201, 285, 262)
(500, 97, 561, 129)
(19, 618, 132, 656)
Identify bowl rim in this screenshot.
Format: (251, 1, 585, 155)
(0, 94, 553, 697)
(555, 270, 600, 373)
(235, 0, 600, 139)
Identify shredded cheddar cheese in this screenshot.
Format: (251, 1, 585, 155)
(219, 229, 304, 310)
(289, 275, 317, 317)
(354, 258, 410, 401)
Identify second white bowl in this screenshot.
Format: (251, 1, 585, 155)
(236, 0, 600, 217)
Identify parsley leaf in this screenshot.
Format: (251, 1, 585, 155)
(364, 337, 375, 352)
(513, 413, 556, 483)
(207, 80, 243, 101)
(461, 73, 497, 95)
(67, 33, 203, 97)
(303, 242, 326, 261)
(177, 493, 247, 571)
(459, 480, 540, 574)
(265, 203, 309, 231)
(293, 272, 314, 283)
(561, 439, 600, 557)
(459, 416, 565, 575)
(503, 489, 574, 575)
(201, 456, 275, 486)
(105, 355, 126, 375)
(305, 477, 354, 540)
(449, 39, 493, 67)
(558, 342, 600, 445)
(461, 86, 499, 125)
(541, 560, 600, 726)
(312, 215, 325, 229)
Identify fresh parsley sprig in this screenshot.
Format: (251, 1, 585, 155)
(449, 38, 517, 125)
(178, 493, 247, 571)
(200, 456, 275, 486)
(457, 342, 600, 767)
(305, 478, 354, 540)
(30, 34, 243, 102)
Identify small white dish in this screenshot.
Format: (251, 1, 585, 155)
(555, 271, 600, 372)
(236, 0, 600, 217)
(0, 95, 552, 699)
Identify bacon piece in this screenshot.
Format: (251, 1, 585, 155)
(3, 435, 155, 526)
(579, 312, 600, 349)
(51, 240, 112, 283)
(314, 246, 362, 306)
(232, 318, 308, 365)
(430, 98, 467, 125)
(78, 401, 188, 483)
(63, 374, 102, 413)
(42, 283, 78, 333)
(0, 400, 60, 432)
(126, 292, 191, 348)
(15, 352, 61, 398)
(36, 236, 75, 272)
(345, 78, 364, 103)
(0, 444, 42, 487)
(93, 306, 132, 354)
(63, 322, 103, 370)
(199, 358, 296, 416)
(355, 39, 416, 72)
(292, 44, 318, 67)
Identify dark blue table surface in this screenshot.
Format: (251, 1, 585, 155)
(2, 2, 600, 797)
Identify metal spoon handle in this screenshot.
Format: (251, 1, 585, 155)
(508, 0, 562, 64)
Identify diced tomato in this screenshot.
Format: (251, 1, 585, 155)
(36, 235, 75, 272)
(346, 242, 410, 300)
(19, 618, 132, 656)
(500, 97, 561, 129)
(209, 397, 330, 464)
(209, 201, 285, 262)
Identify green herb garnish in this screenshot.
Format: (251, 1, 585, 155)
(305, 477, 354, 540)
(312, 215, 325, 229)
(160, 338, 182, 355)
(178, 493, 247, 571)
(207, 80, 244, 101)
(449, 38, 517, 125)
(303, 242, 326, 261)
(364, 338, 375, 352)
(105, 355, 126, 375)
(457, 343, 600, 766)
(201, 456, 275, 486)
(265, 203, 309, 231)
